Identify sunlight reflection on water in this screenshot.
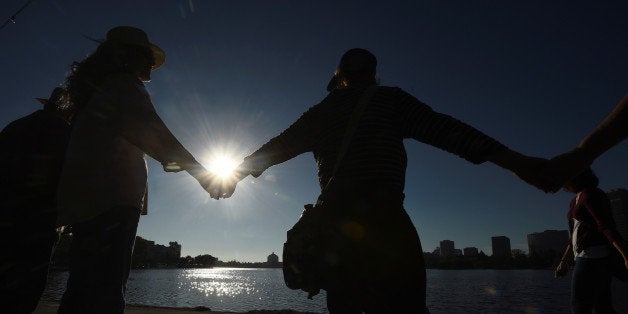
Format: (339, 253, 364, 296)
(182, 268, 258, 298)
(43, 268, 327, 312)
(41, 268, 596, 313)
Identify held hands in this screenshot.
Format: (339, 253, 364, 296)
(186, 165, 225, 199)
(512, 147, 594, 194)
(161, 162, 227, 199)
(488, 149, 555, 193)
(185, 157, 264, 200)
(510, 155, 555, 193)
(213, 157, 265, 199)
(539, 148, 594, 193)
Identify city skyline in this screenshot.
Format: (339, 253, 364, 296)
(1, 1, 627, 261)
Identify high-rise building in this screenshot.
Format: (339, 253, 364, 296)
(608, 189, 628, 239)
(440, 240, 455, 258)
(527, 230, 569, 255)
(491, 236, 511, 258)
(463, 247, 479, 257)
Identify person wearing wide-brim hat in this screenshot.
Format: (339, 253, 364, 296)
(0, 86, 73, 313)
(56, 26, 219, 314)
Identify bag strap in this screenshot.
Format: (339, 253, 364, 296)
(322, 85, 378, 192)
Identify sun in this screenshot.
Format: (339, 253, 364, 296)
(208, 155, 240, 179)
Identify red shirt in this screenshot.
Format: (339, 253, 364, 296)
(567, 187, 620, 253)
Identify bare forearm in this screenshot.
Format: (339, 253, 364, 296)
(561, 243, 573, 262)
(578, 95, 628, 159)
(122, 110, 200, 169)
(486, 148, 523, 172)
(612, 239, 628, 262)
(487, 148, 552, 192)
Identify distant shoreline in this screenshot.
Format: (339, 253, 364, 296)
(34, 301, 312, 314)
(51, 264, 283, 272)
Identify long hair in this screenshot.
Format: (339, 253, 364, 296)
(65, 42, 123, 113)
(65, 41, 151, 114)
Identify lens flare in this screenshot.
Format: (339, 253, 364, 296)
(209, 155, 239, 179)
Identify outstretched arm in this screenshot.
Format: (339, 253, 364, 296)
(397, 89, 551, 192)
(486, 148, 551, 191)
(106, 74, 220, 196)
(579, 94, 628, 158)
(545, 95, 628, 192)
(218, 107, 318, 198)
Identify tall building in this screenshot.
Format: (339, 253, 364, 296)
(463, 247, 479, 257)
(440, 240, 455, 258)
(527, 230, 569, 255)
(608, 189, 628, 239)
(491, 236, 511, 258)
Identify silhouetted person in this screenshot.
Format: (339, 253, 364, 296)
(230, 48, 549, 313)
(56, 26, 218, 314)
(555, 168, 628, 313)
(0, 87, 73, 313)
(545, 95, 627, 192)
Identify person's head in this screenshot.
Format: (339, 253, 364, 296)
(65, 26, 165, 111)
(327, 48, 378, 92)
(103, 26, 165, 81)
(563, 167, 599, 193)
(37, 87, 73, 122)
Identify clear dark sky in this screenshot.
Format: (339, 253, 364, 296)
(1, 0, 626, 261)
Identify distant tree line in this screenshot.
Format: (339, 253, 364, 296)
(51, 234, 219, 270)
(423, 250, 562, 269)
(131, 236, 218, 268)
(215, 260, 282, 268)
(53, 234, 559, 271)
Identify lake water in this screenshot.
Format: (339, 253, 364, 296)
(42, 268, 628, 313)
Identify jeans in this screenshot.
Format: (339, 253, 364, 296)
(572, 257, 615, 314)
(58, 206, 140, 314)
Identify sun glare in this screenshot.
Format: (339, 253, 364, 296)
(209, 155, 239, 179)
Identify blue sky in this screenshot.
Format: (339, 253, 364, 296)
(1, 0, 626, 261)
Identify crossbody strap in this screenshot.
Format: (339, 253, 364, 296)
(322, 85, 378, 192)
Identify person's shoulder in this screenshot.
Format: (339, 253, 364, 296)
(376, 86, 415, 99)
(377, 85, 401, 93)
(3, 110, 43, 129)
(0, 110, 46, 138)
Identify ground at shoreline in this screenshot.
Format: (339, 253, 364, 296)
(34, 301, 313, 314)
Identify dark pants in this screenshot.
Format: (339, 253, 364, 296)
(0, 226, 59, 313)
(0, 206, 59, 313)
(58, 206, 140, 314)
(321, 187, 429, 313)
(572, 257, 615, 314)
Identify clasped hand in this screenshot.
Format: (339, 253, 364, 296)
(187, 160, 260, 200)
(512, 148, 594, 193)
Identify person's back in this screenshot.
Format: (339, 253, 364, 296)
(232, 48, 551, 313)
(0, 88, 71, 313)
(1, 109, 70, 213)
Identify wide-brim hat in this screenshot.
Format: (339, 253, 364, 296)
(36, 87, 65, 106)
(326, 48, 377, 91)
(105, 26, 165, 70)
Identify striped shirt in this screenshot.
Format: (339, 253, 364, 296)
(245, 85, 507, 192)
